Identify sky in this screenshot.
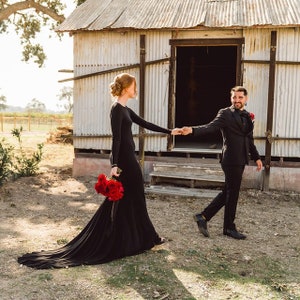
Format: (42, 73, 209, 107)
(0, 1, 76, 112)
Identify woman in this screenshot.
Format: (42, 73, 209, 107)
(18, 73, 179, 269)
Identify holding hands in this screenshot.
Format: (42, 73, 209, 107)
(171, 127, 193, 135)
(171, 128, 183, 135)
(181, 127, 193, 135)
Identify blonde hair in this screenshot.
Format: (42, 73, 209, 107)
(110, 73, 136, 97)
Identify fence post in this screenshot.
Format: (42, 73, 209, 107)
(28, 114, 31, 131)
(0, 114, 3, 132)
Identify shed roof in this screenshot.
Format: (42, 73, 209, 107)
(57, 0, 300, 32)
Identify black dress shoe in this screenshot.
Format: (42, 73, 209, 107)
(154, 237, 166, 245)
(193, 214, 209, 237)
(223, 229, 246, 240)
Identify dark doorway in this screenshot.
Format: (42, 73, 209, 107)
(174, 46, 237, 150)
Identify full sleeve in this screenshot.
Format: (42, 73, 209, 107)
(248, 132, 261, 162)
(192, 109, 226, 136)
(128, 108, 171, 134)
(110, 104, 123, 167)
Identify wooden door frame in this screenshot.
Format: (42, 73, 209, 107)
(167, 38, 245, 150)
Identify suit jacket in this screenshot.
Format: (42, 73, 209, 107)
(192, 106, 261, 166)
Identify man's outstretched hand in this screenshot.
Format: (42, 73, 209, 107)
(181, 127, 193, 135)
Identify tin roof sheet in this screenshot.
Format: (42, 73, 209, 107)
(57, 0, 300, 32)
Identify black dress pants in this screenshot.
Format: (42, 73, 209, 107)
(202, 164, 245, 231)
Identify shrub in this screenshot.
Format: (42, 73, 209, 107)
(11, 127, 43, 178)
(0, 127, 43, 185)
(0, 138, 14, 186)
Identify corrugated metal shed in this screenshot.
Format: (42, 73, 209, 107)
(56, 0, 300, 192)
(57, 0, 300, 32)
(72, 31, 171, 152)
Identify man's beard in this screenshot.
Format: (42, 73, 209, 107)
(234, 102, 244, 109)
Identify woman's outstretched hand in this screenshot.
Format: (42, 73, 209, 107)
(171, 128, 183, 135)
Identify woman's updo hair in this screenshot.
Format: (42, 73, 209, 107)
(110, 73, 136, 97)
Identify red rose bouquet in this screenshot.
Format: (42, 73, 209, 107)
(94, 174, 124, 201)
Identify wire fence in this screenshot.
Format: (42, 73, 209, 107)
(0, 114, 73, 133)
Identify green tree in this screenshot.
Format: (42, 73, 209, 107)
(57, 86, 73, 113)
(26, 98, 46, 112)
(0, 0, 84, 67)
(0, 94, 7, 111)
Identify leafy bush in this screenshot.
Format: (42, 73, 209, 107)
(0, 138, 14, 186)
(0, 127, 43, 185)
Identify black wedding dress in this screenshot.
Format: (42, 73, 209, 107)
(17, 102, 171, 269)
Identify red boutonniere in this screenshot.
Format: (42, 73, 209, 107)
(249, 112, 255, 121)
(95, 174, 124, 201)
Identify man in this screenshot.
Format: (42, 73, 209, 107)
(181, 86, 263, 239)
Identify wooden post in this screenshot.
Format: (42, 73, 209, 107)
(0, 114, 3, 132)
(236, 43, 244, 85)
(28, 114, 31, 131)
(168, 43, 176, 151)
(263, 31, 277, 191)
(139, 35, 146, 175)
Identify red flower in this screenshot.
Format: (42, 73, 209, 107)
(106, 179, 124, 201)
(249, 112, 255, 121)
(94, 174, 107, 195)
(94, 174, 124, 201)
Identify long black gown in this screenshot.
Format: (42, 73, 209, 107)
(17, 102, 171, 269)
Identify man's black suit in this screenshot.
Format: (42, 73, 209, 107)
(192, 106, 261, 231)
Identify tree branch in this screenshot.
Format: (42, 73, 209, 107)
(0, 0, 65, 23)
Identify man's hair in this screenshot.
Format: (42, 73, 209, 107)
(231, 86, 248, 96)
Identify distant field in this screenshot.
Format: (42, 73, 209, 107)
(0, 113, 72, 133)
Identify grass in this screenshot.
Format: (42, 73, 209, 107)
(107, 252, 174, 288)
(37, 273, 54, 282)
(100, 246, 298, 300)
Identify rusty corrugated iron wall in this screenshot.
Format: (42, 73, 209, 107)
(71, 27, 300, 158)
(57, 0, 300, 160)
(244, 28, 300, 158)
(72, 31, 171, 152)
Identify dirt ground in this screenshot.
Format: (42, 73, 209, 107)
(0, 133, 299, 300)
